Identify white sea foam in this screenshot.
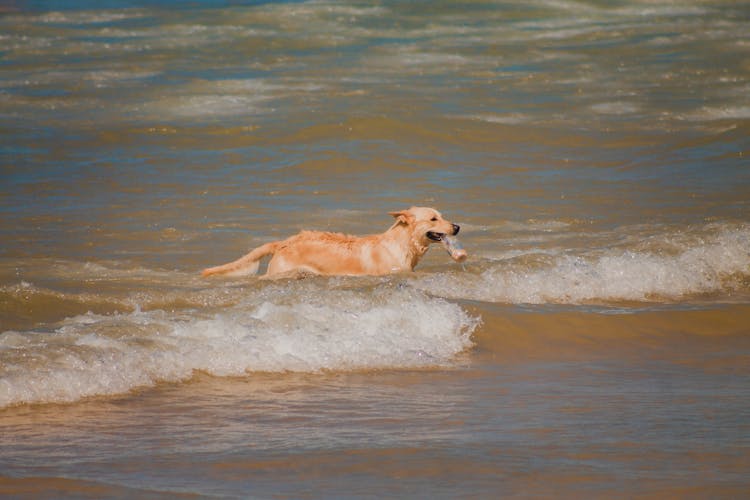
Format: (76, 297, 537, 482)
(134, 78, 325, 120)
(264, 2, 388, 19)
(149, 95, 272, 119)
(412, 224, 750, 305)
(395, 52, 471, 67)
(2, 68, 163, 91)
(531, 0, 707, 18)
(308, 4, 389, 18)
(463, 113, 530, 125)
(0, 286, 477, 408)
(34, 10, 147, 25)
(685, 106, 750, 122)
(590, 102, 641, 115)
(614, 5, 709, 19)
(368, 50, 473, 75)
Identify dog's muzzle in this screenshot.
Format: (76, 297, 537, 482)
(427, 224, 460, 242)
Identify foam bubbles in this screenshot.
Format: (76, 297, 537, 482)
(0, 285, 477, 408)
(685, 106, 750, 122)
(35, 10, 147, 25)
(463, 113, 530, 125)
(163, 95, 271, 118)
(590, 102, 641, 115)
(412, 223, 750, 305)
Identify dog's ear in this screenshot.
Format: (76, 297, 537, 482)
(389, 210, 415, 225)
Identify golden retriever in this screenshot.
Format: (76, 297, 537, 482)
(201, 206, 465, 278)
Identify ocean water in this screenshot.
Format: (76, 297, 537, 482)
(1, 0, 749, 497)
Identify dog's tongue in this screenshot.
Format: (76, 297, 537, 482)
(441, 235, 467, 262)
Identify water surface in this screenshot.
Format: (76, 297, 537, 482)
(1, 0, 749, 497)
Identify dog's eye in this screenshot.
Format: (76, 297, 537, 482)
(430, 217, 438, 221)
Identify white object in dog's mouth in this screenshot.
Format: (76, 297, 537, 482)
(441, 235, 467, 262)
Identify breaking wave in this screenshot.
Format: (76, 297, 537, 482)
(412, 223, 750, 305)
(0, 284, 477, 408)
(2, 222, 748, 408)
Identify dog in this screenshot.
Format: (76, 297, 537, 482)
(201, 206, 464, 278)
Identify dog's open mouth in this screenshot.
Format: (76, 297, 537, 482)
(426, 231, 445, 242)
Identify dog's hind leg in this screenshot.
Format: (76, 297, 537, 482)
(201, 242, 277, 277)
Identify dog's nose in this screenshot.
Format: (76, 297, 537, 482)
(452, 224, 460, 235)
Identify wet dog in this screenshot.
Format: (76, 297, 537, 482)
(201, 206, 462, 278)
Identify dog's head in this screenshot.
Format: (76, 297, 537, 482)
(389, 206, 459, 245)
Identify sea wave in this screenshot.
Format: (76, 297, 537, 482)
(685, 106, 750, 122)
(2, 222, 748, 408)
(0, 285, 477, 408)
(34, 10, 147, 25)
(412, 223, 750, 305)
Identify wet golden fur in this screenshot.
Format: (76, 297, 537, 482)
(201, 206, 460, 278)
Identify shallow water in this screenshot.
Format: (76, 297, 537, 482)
(1, 0, 749, 497)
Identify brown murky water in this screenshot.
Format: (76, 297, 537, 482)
(1, 0, 749, 497)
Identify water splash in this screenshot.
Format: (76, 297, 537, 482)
(0, 284, 478, 408)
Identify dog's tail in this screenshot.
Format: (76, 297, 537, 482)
(201, 242, 278, 277)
